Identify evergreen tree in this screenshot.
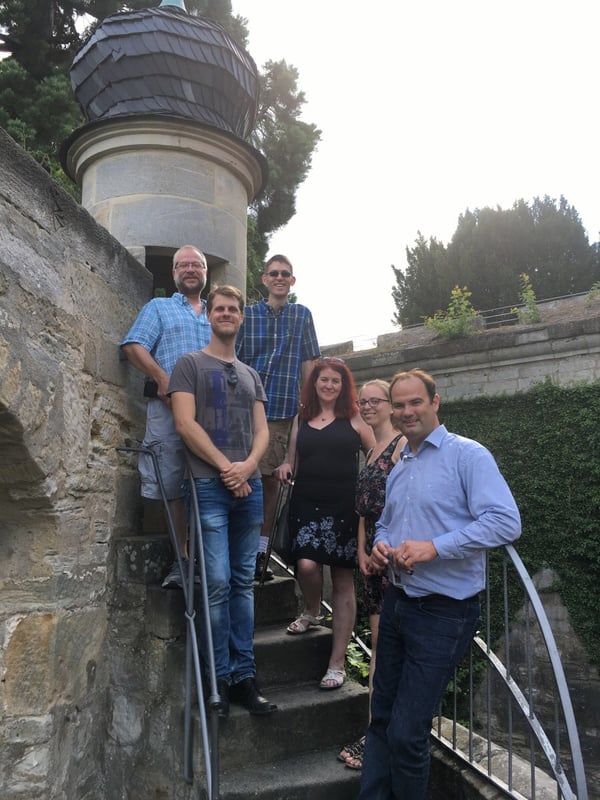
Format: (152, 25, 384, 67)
(392, 196, 599, 325)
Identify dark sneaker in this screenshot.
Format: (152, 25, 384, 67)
(254, 552, 274, 582)
(161, 558, 200, 589)
(229, 677, 277, 715)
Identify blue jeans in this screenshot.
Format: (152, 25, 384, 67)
(187, 478, 263, 684)
(359, 586, 480, 800)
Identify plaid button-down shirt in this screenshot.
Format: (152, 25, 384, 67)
(236, 299, 320, 420)
(121, 292, 211, 374)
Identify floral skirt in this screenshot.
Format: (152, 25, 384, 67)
(289, 492, 358, 568)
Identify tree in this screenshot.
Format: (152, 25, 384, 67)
(0, 0, 320, 287)
(392, 196, 599, 326)
(391, 233, 451, 326)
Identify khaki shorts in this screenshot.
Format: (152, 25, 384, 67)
(260, 418, 293, 476)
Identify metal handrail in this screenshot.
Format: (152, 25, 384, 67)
(432, 544, 588, 800)
(117, 446, 220, 799)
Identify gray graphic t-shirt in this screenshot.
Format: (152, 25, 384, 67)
(168, 350, 267, 479)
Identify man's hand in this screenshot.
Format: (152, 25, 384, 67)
(369, 541, 393, 574)
(390, 540, 438, 573)
(231, 481, 252, 498)
(220, 462, 253, 493)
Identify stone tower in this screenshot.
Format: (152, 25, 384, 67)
(61, 0, 267, 293)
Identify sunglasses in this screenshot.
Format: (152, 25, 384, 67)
(265, 270, 292, 278)
(224, 362, 238, 388)
(319, 356, 345, 364)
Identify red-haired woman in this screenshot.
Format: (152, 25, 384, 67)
(275, 357, 375, 689)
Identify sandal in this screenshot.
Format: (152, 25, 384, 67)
(341, 736, 365, 770)
(337, 734, 365, 763)
(286, 613, 323, 635)
(319, 667, 345, 690)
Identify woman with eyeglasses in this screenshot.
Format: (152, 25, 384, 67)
(274, 358, 375, 690)
(337, 379, 406, 770)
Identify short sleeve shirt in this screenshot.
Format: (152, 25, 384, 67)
(121, 293, 211, 375)
(168, 351, 267, 479)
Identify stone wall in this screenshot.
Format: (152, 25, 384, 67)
(0, 127, 151, 799)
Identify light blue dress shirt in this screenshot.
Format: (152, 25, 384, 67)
(374, 424, 521, 599)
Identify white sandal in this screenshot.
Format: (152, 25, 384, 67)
(286, 613, 323, 635)
(319, 667, 345, 689)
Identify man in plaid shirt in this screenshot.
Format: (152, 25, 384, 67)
(121, 245, 211, 588)
(237, 254, 320, 581)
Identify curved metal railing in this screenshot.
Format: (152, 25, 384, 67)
(432, 544, 588, 799)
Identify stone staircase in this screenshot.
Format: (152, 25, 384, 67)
(110, 530, 368, 800)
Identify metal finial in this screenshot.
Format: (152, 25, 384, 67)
(159, 0, 187, 10)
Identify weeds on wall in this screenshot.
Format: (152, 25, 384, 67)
(511, 272, 541, 323)
(424, 285, 480, 338)
(586, 281, 600, 304)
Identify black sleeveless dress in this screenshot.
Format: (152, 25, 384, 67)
(289, 418, 360, 568)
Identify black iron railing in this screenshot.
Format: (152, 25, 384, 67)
(117, 446, 220, 799)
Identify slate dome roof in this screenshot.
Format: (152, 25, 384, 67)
(70, 4, 259, 139)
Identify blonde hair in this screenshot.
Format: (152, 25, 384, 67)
(359, 379, 391, 400)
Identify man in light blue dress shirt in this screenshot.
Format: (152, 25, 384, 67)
(359, 368, 521, 800)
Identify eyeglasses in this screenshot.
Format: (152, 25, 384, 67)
(319, 356, 345, 364)
(224, 362, 238, 388)
(174, 261, 206, 270)
(265, 270, 292, 278)
(358, 398, 390, 408)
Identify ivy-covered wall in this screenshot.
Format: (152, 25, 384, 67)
(440, 378, 600, 666)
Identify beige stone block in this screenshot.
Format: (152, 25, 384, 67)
(3, 609, 107, 716)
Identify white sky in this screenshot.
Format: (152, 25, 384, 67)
(232, 0, 600, 348)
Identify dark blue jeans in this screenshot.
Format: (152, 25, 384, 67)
(359, 585, 480, 800)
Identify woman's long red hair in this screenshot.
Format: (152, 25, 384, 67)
(298, 359, 358, 421)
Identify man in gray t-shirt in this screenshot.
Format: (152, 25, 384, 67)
(169, 285, 276, 718)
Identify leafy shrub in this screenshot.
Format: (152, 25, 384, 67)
(425, 285, 480, 338)
(511, 273, 541, 323)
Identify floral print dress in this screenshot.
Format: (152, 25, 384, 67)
(355, 434, 403, 614)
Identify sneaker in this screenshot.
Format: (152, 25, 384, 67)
(161, 558, 200, 589)
(254, 552, 274, 582)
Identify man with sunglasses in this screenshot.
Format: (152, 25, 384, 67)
(168, 285, 276, 717)
(237, 254, 321, 581)
(121, 245, 211, 588)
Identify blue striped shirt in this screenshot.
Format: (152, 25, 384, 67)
(375, 424, 521, 599)
(236, 299, 320, 420)
(121, 293, 211, 374)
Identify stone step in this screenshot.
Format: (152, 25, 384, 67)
(114, 535, 299, 623)
(254, 623, 334, 687)
(218, 745, 362, 800)
(194, 680, 368, 774)
(114, 533, 172, 585)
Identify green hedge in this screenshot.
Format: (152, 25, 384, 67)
(440, 378, 600, 666)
